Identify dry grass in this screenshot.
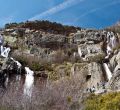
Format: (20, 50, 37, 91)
(0, 70, 86, 110)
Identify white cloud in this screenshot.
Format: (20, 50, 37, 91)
(29, 0, 84, 21)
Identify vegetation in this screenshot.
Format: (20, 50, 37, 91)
(106, 26, 120, 34)
(5, 20, 81, 36)
(30, 62, 53, 71)
(48, 63, 72, 81)
(87, 53, 105, 63)
(85, 92, 120, 110)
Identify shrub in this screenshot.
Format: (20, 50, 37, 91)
(85, 92, 120, 110)
(67, 96, 72, 103)
(30, 62, 41, 71)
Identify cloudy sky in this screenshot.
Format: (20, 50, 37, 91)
(0, 0, 120, 28)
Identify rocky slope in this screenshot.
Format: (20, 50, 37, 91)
(0, 21, 120, 109)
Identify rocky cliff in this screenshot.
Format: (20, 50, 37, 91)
(0, 21, 120, 110)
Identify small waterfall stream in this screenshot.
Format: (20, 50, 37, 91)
(103, 32, 117, 81)
(24, 67, 34, 97)
(103, 63, 112, 80)
(78, 46, 82, 57)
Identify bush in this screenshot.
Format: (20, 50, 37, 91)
(30, 62, 53, 71)
(67, 96, 72, 103)
(85, 92, 120, 110)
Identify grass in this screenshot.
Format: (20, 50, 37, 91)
(85, 92, 120, 110)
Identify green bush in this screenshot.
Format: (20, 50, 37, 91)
(67, 96, 72, 103)
(85, 92, 120, 110)
(31, 63, 54, 71)
(30, 62, 42, 71)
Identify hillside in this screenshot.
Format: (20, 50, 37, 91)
(5, 20, 81, 36)
(0, 21, 120, 110)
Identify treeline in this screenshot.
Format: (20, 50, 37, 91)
(5, 20, 81, 36)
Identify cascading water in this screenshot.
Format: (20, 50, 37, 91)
(103, 63, 112, 80)
(78, 46, 82, 57)
(104, 32, 117, 81)
(0, 46, 11, 58)
(11, 57, 22, 74)
(24, 67, 34, 97)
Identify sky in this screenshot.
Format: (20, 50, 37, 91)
(0, 0, 120, 29)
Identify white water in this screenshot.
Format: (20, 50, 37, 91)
(103, 63, 112, 81)
(24, 67, 34, 97)
(78, 46, 82, 57)
(10, 57, 22, 74)
(5, 77, 9, 87)
(104, 32, 117, 81)
(11, 57, 22, 68)
(110, 32, 117, 48)
(0, 46, 11, 58)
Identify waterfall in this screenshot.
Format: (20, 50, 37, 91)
(5, 77, 9, 87)
(0, 46, 11, 58)
(103, 63, 112, 81)
(78, 46, 82, 57)
(24, 67, 34, 97)
(104, 32, 117, 81)
(110, 32, 117, 48)
(11, 57, 22, 73)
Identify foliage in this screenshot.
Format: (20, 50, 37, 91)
(85, 92, 120, 110)
(30, 62, 54, 71)
(5, 20, 81, 36)
(67, 96, 72, 103)
(106, 25, 120, 34)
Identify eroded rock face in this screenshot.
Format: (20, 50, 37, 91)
(86, 62, 105, 89)
(73, 30, 104, 44)
(109, 51, 120, 90)
(2, 27, 120, 94)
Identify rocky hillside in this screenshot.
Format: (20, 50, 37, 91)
(0, 21, 120, 110)
(5, 20, 81, 36)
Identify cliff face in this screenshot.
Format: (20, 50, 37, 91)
(2, 24, 119, 88)
(0, 21, 120, 109)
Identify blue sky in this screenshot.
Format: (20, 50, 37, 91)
(0, 0, 120, 29)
